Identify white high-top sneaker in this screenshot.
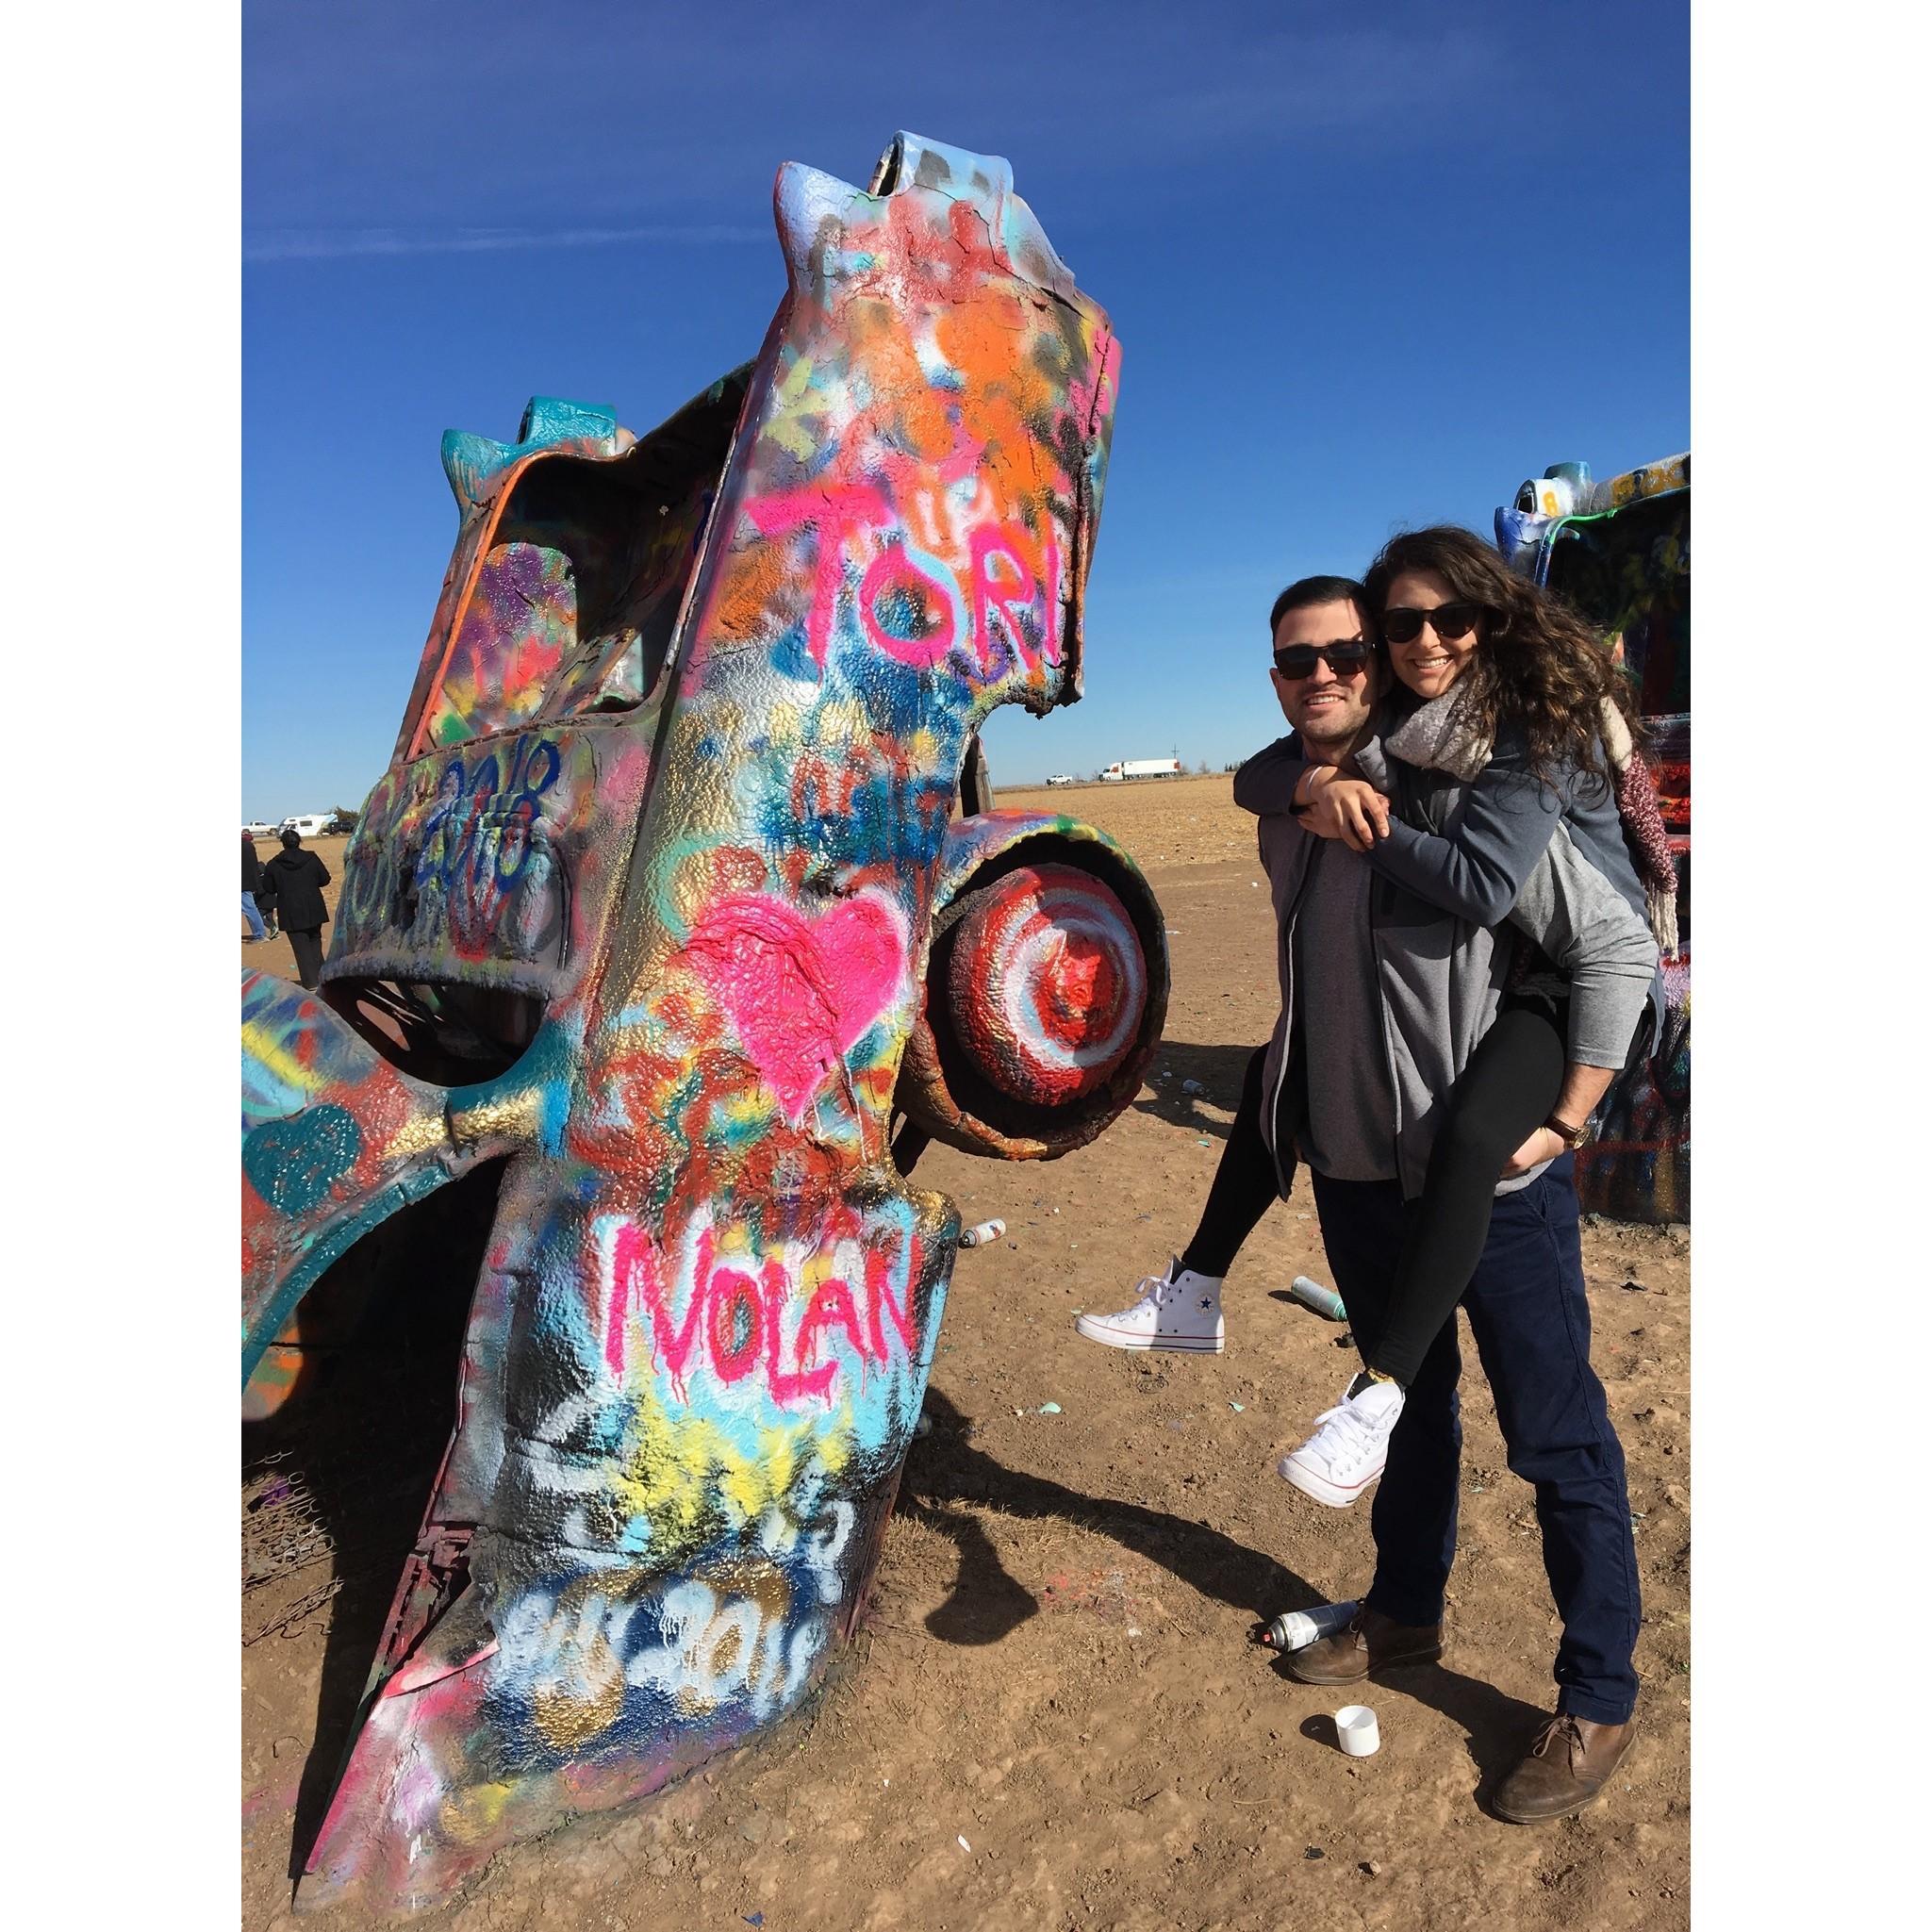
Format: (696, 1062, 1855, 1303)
(1277, 1371, 1406, 1506)
(1075, 1257, 1225, 1353)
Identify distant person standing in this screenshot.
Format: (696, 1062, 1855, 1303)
(241, 831, 270, 943)
(263, 828, 332, 989)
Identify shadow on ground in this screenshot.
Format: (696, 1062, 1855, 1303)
(1130, 1041, 1261, 1142)
(896, 1387, 1321, 1647)
(241, 1159, 504, 1885)
(1285, 1655, 1548, 1796)
(894, 1386, 1551, 1792)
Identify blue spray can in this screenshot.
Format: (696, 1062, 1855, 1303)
(1288, 1275, 1347, 1322)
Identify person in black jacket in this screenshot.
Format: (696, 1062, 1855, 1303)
(241, 831, 270, 942)
(262, 828, 332, 988)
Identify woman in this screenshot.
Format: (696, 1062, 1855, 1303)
(1276, 525, 1674, 1506)
(261, 827, 333, 990)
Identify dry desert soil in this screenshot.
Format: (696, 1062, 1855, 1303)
(240, 775, 1689, 1931)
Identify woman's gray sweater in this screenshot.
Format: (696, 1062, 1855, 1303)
(1236, 699, 1662, 1069)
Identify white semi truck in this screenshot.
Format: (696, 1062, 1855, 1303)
(1098, 758, 1182, 782)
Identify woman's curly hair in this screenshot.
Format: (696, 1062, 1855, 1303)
(1362, 525, 1642, 782)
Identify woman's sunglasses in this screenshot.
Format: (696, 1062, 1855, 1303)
(1381, 602, 1481, 646)
(1272, 639, 1374, 681)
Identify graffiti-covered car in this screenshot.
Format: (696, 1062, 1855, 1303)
(1496, 453, 1689, 1223)
(240, 133, 1166, 1912)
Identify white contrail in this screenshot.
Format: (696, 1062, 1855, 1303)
(244, 223, 765, 262)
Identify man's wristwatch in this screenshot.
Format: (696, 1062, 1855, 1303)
(1544, 1115, 1592, 1150)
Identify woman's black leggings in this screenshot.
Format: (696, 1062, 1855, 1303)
(1370, 1004, 1564, 1386)
(1179, 1046, 1292, 1280)
(1176, 1005, 1567, 1388)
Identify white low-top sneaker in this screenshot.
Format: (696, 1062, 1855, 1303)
(1278, 1371, 1406, 1507)
(1075, 1257, 1225, 1353)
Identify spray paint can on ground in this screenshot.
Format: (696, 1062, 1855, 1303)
(959, 1219, 1006, 1248)
(1262, 1599, 1361, 1652)
(1288, 1275, 1347, 1322)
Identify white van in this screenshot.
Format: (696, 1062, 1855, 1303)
(279, 813, 337, 839)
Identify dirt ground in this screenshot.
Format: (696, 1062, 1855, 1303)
(240, 775, 1690, 1930)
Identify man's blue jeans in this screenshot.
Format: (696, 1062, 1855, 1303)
(242, 891, 268, 941)
(1310, 1157, 1642, 1725)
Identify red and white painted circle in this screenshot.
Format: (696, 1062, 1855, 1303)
(945, 862, 1148, 1106)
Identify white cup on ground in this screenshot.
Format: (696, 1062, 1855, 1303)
(1334, 1705, 1379, 1757)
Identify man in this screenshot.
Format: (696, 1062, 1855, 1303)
(1084, 574, 1643, 1823)
(1072, 578, 1385, 1360)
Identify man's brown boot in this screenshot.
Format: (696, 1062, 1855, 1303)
(1281, 1606, 1444, 1686)
(1492, 1711, 1637, 1823)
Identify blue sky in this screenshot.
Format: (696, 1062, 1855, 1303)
(243, 0, 1687, 811)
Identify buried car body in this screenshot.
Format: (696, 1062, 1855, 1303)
(240, 132, 1165, 1913)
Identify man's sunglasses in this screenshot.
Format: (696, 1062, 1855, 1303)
(1380, 602, 1481, 646)
(1272, 639, 1374, 681)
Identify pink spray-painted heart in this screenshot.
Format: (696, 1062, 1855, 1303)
(683, 892, 907, 1122)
